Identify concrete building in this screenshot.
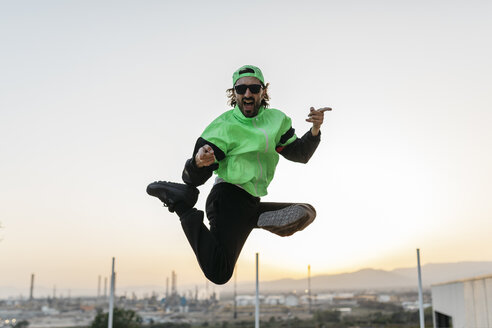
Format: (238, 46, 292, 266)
(431, 274, 492, 328)
(377, 294, 391, 303)
(285, 294, 299, 307)
(315, 293, 334, 305)
(264, 295, 285, 305)
(236, 295, 263, 306)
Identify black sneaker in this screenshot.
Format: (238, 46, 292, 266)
(257, 204, 316, 237)
(146, 181, 199, 213)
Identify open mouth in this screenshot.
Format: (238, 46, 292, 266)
(243, 99, 255, 112)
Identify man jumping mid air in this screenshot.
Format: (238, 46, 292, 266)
(147, 65, 331, 284)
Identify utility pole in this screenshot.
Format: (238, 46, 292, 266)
(234, 265, 237, 319)
(108, 257, 115, 328)
(417, 249, 425, 328)
(255, 253, 260, 328)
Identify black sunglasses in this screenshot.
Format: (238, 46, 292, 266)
(234, 84, 262, 95)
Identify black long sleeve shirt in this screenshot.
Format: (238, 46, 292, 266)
(182, 129, 321, 187)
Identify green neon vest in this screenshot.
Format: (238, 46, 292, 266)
(200, 105, 297, 197)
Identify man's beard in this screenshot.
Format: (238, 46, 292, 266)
(238, 98, 261, 117)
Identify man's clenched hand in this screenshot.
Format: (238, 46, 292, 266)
(195, 144, 216, 168)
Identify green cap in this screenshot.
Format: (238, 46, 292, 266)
(232, 65, 265, 86)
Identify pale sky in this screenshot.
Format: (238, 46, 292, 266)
(1, 0, 491, 298)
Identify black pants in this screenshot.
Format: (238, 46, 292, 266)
(179, 182, 295, 284)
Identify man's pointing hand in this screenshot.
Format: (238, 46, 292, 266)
(306, 107, 332, 136)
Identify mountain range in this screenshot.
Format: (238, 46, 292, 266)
(234, 261, 492, 293)
(2, 261, 492, 298)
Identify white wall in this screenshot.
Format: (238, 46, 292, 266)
(432, 276, 492, 328)
(464, 277, 492, 327)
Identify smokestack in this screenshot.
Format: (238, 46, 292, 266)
(166, 277, 169, 298)
(53, 285, 56, 299)
(104, 277, 108, 298)
(29, 274, 34, 300)
(171, 270, 177, 295)
(308, 265, 312, 313)
(108, 257, 115, 328)
(98, 275, 101, 298)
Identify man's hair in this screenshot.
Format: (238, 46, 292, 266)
(226, 83, 270, 108)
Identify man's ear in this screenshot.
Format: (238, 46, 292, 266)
(261, 83, 269, 99)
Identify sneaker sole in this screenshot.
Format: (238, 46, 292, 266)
(258, 204, 316, 237)
(146, 181, 198, 212)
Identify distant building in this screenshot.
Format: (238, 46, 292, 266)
(333, 293, 357, 306)
(299, 295, 311, 305)
(236, 295, 265, 306)
(285, 294, 299, 307)
(402, 301, 421, 311)
(236, 294, 298, 307)
(315, 293, 334, 305)
(377, 294, 391, 303)
(264, 295, 285, 305)
(357, 294, 377, 302)
(336, 307, 352, 315)
(431, 274, 492, 328)
(41, 306, 60, 315)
